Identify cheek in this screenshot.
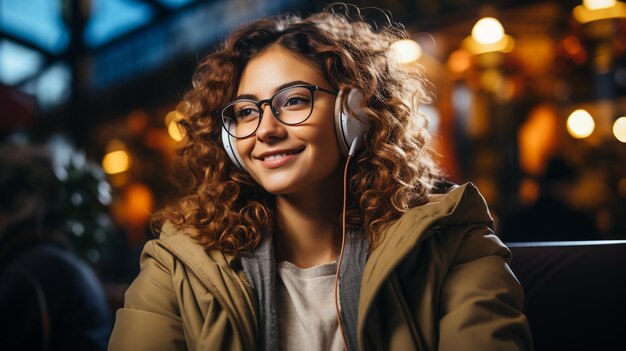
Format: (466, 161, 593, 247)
(236, 139, 264, 182)
(307, 122, 342, 164)
(315, 105, 339, 152)
(235, 139, 256, 171)
(235, 138, 253, 158)
(318, 117, 340, 152)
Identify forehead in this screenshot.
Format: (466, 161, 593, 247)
(237, 45, 327, 96)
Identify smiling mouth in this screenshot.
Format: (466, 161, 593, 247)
(261, 148, 304, 161)
(264, 151, 297, 161)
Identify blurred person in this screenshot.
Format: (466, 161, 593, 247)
(502, 157, 596, 242)
(110, 4, 531, 350)
(0, 142, 111, 351)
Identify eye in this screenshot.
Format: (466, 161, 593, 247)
(283, 95, 311, 108)
(235, 106, 259, 120)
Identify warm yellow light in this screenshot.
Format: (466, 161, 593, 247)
(167, 120, 184, 141)
(463, 34, 515, 55)
(566, 109, 595, 139)
(518, 104, 559, 175)
(472, 17, 505, 45)
(573, 1, 626, 23)
(584, 0, 616, 10)
(448, 49, 472, 73)
(613, 116, 626, 143)
(123, 182, 154, 226)
(164, 110, 183, 126)
(102, 150, 131, 174)
(390, 39, 423, 64)
(165, 110, 186, 141)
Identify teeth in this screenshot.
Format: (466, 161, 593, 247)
(264, 152, 291, 161)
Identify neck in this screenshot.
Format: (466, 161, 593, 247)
(273, 168, 344, 268)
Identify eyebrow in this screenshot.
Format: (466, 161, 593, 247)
(235, 80, 312, 101)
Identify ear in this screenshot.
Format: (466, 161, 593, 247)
(325, 55, 333, 73)
(324, 54, 340, 83)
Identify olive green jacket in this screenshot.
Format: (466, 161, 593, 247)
(109, 183, 532, 350)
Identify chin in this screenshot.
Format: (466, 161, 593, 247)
(258, 180, 298, 195)
(250, 168, 302, 195)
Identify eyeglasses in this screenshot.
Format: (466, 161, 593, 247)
(220, 84, 336, 139)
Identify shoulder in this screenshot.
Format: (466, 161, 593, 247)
(149, 221, 237, 272)
(124, 222, 207, 308)
(428, 182, 509, 263)
(142, 221, 205, 267)
(135, 222, 244, 305)
(368, 182, 508, 279)
(381, 182, 495, 246)
(414, 182, 493, 228)
(384, 182, 509, 265)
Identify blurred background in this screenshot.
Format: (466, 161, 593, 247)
(1, 0, 625, 287)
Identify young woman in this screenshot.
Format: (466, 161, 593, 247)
(109, 5, 532, 351)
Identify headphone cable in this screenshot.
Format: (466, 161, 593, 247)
(334, 137, 359, 351)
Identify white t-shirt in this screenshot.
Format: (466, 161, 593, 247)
(277, 260, 344, 351)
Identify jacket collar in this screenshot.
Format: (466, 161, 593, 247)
(239, 228, 368, 351)
(357, 182, 494, 342)
(157, 223, 258, 350)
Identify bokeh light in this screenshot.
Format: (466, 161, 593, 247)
(472, 17, 505, 45)
(519, 104, 559, 175)
(613, 116, 626, 143)
(102, 139, 131, 174)
(566, 109, 595, 139)
(124, 182, 154, 227)
(102, 150, 131, 175)
(573, 0, 626, 23)
(583, 0, 616, 11)
(563, 36, 583, 56)
(448, 49, 472, 73)
(167, 120, 184, 141)
(389, 39, 423, 64)
(165, 110, 185, 141)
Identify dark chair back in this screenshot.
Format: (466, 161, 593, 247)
(508, 241, 626, 351)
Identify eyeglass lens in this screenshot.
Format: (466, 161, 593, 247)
(222, 86, 314, 138)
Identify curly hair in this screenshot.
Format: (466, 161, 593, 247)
(153, 4, 440, 254)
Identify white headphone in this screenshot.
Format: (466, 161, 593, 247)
(221, 89, 370, 171)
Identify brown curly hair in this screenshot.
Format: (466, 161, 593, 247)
(153, 4, 441, 254)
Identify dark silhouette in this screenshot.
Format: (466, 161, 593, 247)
(0, 142, 111, 351)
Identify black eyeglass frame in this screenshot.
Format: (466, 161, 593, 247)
(220, 84, 337, 139)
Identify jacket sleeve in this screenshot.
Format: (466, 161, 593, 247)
(438, 226, 533, 351)
(108, 240, 187, 351)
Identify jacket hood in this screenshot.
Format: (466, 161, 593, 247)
(411, 182, 494, 230)
(364, 182, 494, 279)
(358, 183, 496, 338)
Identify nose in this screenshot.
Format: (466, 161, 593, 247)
(255, 103, 286, 142)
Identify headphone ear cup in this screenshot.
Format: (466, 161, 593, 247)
(221, 121, 247, 171)
(334, 89, 370, 156)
